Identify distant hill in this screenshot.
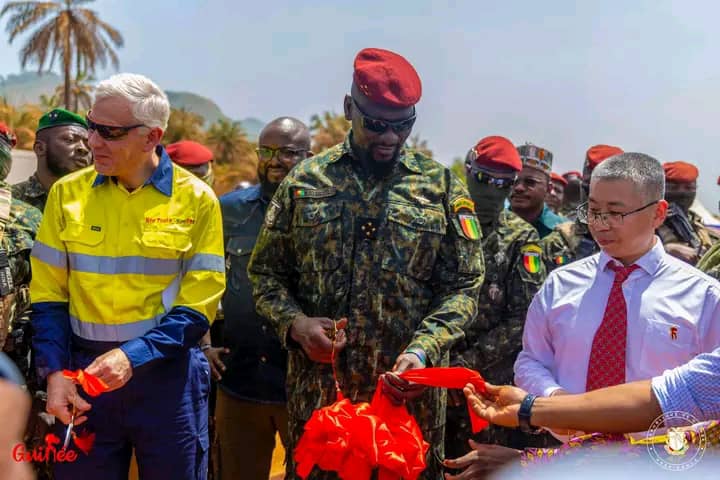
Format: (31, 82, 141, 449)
(0, 71, 262, 140)
(0, 71, 61, 105)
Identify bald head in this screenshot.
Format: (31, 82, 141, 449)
(257, 117, 312, 190)
(258, 117, 311, 150)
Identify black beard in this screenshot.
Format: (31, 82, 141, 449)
(45, 151, 74, 177)
(351, 143, 399, 178)
(260, 177, 279, 200)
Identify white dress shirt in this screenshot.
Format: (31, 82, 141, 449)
(514, 237, 720, 397)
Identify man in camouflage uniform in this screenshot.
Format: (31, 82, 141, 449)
(248, 48, 484, 479)
(509, 143, 566, 239)
(657, 161, 718, 265)
(558, 170, 583, 219)
(445, 136, 546, 462)
(0, 122, 45, 476)
(12, 108, 91, 211)
(541, 145, 623, 271)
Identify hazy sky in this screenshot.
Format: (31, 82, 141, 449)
(2, 0, 720, 211)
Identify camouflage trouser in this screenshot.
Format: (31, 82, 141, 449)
(445, 403, 561, 461)
(285, 415, 446, 480)
(25, 389, 54, 479)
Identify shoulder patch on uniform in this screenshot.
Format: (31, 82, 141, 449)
(451, 197, 475, 214)
(457, 213, 480, 240)
(292, 187, 337, 199)
(265, 199, 282, 227)
(554, 255, 569, 265)
(521, 243, 542, 273)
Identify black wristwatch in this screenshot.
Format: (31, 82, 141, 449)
(518, 393, 542, 434)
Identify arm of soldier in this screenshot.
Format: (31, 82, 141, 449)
(512, 282, 564, 397)
(540, 230, 566, 272)
(404, 176, 485, 368)
(116, 190, 226, 373)
(481, 233, 548, 371)
(247, 180, 304, 349)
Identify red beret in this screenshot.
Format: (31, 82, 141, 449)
(585, 144, 623, 170)
(353, 48, 422, 108)
(663, 161, 698, 183)
(562, 170, 582, 179)
(467, 136, 522, 172)
(550, 172, 568, 186)
(0, 122, 16, 148)
(166, 141, 213, 166)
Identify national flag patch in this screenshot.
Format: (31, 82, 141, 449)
(521, 244, 542, 273)
(458, 214, 480, 240)
(554, 255, 568, 265)
(292, 187, 337, 199)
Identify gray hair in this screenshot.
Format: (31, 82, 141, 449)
(591, 152, 665, 201)
(94, 73, 170, 130)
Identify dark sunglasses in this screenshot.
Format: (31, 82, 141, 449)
(86, 114, 146, 140)
(467, 166, 517, 190)
(352, 98, 416, 134)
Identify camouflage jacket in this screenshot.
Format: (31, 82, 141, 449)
(248, 134, 484, 475)
(657, 209, 718, 259)
(11, 173, 47, 213)
(698, 241, 720, 281)
(0, 181, 42, 348)
(451, 210, 546, 386)
(541, 220, 600, 272)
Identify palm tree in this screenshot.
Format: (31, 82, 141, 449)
(206, 118, 254, 166)
(39, 92, 61, 109)
(310, 111, 350, 153)
(1, 0, 124, 109)
(54, 70, 94, 111)
(164, 108, 206, 145)
(408, 134, 433, 158)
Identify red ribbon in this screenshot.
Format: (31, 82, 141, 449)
(294, 367, 487, 479)
(62, 369, 109, 397)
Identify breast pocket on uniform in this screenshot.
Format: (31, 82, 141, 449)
(382, 203, 446, 281)
(225, 235, 255, 293)
(140, 230, 192, 259)
(292, 201, 343, 272)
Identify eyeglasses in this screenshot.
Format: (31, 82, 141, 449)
(256, 146, 308, 162)
(86, 113, 146, 140)
(577, 200, 659, 227)
(513, 177, 544, 189)
(352, 98, 416, 134)
(467, 166, 516, 190)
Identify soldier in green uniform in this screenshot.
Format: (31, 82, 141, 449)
(541, 145, 623, 271)
(656, 161, 719, 265)
(558, 171, 583, 219)
(445, 136, 546, 461)
(12, 108, 91, 211)
(0, 122, 45, 477)
(509, 143, 566, 239)
(248, 48, 484, 479)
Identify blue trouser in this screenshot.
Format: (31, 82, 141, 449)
(54, 336, 211, 480)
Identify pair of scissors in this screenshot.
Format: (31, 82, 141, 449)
(63, 404, 76, 449)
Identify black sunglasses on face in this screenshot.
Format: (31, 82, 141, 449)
(351, 98, 416, 134)
(467, 166, 516, 190)
(86, 115, 146, 141)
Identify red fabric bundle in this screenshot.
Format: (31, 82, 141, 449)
(295, 367, 487, 479)
(62, 369, 110, 397)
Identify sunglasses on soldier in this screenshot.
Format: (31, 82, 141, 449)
(86, 112, 147, 141)
(351, 98, 416, 134)
(467, 166, 517, 190)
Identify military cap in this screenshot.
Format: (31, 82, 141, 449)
(517, 143, 552, 175)
(550, 172, 568, 186)
(584, 144, 623, 171)
(166, 140, 214, 166)
(0, 122, 16, 148)
(562, 170, 582, 180)
(353, 48, 422, 108)
(37, 108, 88, 132)
(663, 161, 698, 183)
(467, 135, 522, 172)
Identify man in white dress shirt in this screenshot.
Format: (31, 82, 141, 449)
(514, 153, 720, 427)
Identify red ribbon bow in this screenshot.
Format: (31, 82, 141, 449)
(62, 369, 109, 397)
(295, 367, 487, 479)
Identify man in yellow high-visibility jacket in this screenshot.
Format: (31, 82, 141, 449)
(29, 73, 225, 480)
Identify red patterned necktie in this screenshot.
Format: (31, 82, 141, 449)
(585, 263, 639, 391)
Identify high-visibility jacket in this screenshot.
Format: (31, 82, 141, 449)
(30, 148, 225, 377)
